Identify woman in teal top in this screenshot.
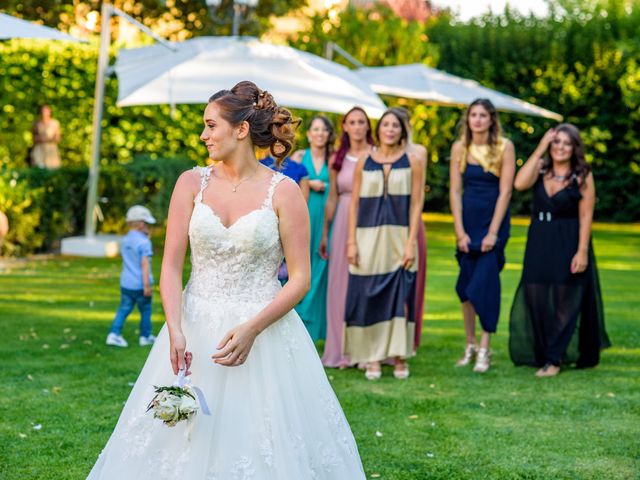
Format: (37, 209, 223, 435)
(292, 115, 335, 341)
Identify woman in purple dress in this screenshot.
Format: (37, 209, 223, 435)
(320, 107, 375, 368)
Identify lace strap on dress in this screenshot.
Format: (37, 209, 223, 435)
(262, 172, 288, 209)
(194, 166, 212, 203)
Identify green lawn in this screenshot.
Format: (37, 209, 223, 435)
(1, 216, 639, 479)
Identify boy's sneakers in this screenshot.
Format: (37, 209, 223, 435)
(139, 335, 156, 347)
(106, 333, 128, 347)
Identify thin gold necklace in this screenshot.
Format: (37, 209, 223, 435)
(216, 166, 258, 193)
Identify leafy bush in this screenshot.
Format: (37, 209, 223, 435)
(0, 156, 194, 256)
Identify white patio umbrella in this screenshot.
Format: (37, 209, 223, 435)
(115, 36, 387, 118)
(356, 63, 562, 121)
(0, 13, 82, 41)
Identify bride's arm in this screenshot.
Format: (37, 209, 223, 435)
(160, 170, 199, 374)
(212, 179, 310, 367)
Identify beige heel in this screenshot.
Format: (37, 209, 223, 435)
(473, 348, 491, 373)
(455, 344, 477, 367)
(364, 362, 382, 380)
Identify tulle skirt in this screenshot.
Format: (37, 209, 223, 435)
(87, 291, 365, 479)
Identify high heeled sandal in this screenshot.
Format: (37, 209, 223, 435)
(364, 363, 382, 380)
(455, 344, 477, 367)
(393, 361, 410, 379)
(473, 347, 491, 373)
(535, 363, 560, 377)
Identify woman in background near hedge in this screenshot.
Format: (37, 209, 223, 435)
(290, 115, 335, 341)
(449, 98, 515, 373)
(31, 104, 61, 169)
(320, 107, 375, 368)
(389, 107, 427, 352)
(344, 109, 424, 380)
(509, 124, 610, 377)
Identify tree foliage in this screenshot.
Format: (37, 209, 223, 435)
(0, 0, 306, 39)
(290, 0, 640, 221)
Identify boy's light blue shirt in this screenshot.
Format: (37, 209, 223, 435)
(120, 230, 153, 290)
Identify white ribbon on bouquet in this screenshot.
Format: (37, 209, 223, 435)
(174, 368, 211, 416)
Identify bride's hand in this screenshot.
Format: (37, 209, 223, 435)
(211, 322, 259, 367)
(169, 331, 192, 375)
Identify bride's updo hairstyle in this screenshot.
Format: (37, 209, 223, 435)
(209, 81, 299, 165)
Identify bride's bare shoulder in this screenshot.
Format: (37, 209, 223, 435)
(174, 166, 205, 197)
(272, 175, 306, 212)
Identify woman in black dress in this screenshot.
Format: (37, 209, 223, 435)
(509, 124, 610, 377)
(450, 99, 515, 373)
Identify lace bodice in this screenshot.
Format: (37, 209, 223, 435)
(185, 166, 287, 303)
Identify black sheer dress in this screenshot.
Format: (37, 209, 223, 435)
(509, 175, 610, 368)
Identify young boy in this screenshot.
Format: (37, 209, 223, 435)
(106, 205, 157, 347)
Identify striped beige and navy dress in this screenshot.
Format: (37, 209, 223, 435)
(344, 154, 417, 363)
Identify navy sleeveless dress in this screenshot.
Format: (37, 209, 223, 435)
(455, 164, 510, 333)
(509, 176, 610, 367)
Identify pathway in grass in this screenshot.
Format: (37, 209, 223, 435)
(0, 217, 638, 479)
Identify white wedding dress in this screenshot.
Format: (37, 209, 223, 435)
(87, 167, 365, 480)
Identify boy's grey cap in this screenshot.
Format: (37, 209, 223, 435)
(126, 205, 156, 224)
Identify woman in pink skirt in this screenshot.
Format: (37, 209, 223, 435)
(320, 107, 375, 368)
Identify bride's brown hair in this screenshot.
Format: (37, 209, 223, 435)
(209, 81, 299, 165)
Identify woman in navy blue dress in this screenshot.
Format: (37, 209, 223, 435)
(449, 99, 515, 373)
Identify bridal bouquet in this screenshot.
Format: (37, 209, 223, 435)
(147, 368, 209, 427)
(147, 384, 199, 427)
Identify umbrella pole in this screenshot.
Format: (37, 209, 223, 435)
(84, 1, 112, 238)
(84, 4, 176, 238)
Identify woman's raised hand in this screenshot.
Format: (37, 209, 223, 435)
(539, 128, 556, 150)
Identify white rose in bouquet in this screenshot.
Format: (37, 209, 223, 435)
(179, 391, 198, 415)
(147, 385, 199, 427)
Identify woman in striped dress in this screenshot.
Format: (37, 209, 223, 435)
(345, 109, 425, 380)
(389, 107, 428, 351)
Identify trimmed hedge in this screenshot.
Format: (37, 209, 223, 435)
(0, 156, 195, 256)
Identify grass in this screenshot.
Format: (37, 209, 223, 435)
(0, 216, 639, 479)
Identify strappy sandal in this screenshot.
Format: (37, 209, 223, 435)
(455, 344, 477, 367)
(473, 348, 491, 373)
(364, 362, 382, 380)
(393, 360, 410, 379)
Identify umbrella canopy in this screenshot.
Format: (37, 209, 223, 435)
(0, 13, 82, 41)
(115, 36, 387, 118)
(356, 64, 562, 121)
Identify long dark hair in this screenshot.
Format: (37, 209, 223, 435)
(209, 81, 299, 165)
(333, 106, 375, 172)
(308, 115, 336, 165)
(388, 106, 412, 139)
(375, 109, 409, 146)
(459, 98, 502, 154)
(541, 123, 591, 184)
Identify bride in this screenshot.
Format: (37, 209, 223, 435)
(87, 81, 366, 479)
